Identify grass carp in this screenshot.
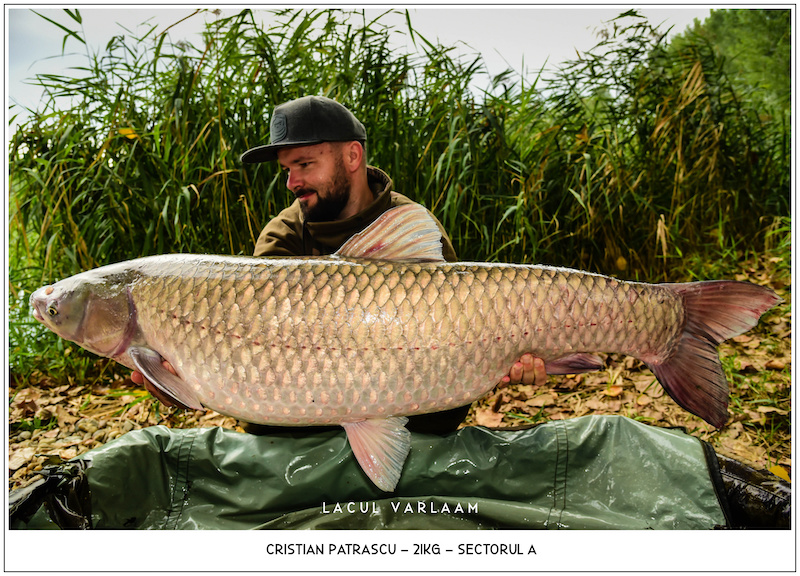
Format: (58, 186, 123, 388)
(30, 204, 781, 491)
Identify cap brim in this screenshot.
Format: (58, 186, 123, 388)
(240, 140, 323, 164)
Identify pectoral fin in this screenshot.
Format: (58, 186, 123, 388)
(335, 204, 445, 262)
(129, 346, 203, 410)
(341, 417, 411, 492)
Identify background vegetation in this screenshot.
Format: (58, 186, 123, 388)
(9, 9, 791, 426)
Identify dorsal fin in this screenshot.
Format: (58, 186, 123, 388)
(334, 204, 445, 262)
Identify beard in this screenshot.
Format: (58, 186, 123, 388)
(298, 160, 351, 223)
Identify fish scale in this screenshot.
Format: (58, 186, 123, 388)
(127, 256, 680, 427)
(30, 203, 781, 491)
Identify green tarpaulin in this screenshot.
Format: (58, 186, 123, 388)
(11, 415, 733, 529)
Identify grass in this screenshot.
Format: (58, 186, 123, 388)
(9, 9, 788, 279)
(7, 8, 791, 468)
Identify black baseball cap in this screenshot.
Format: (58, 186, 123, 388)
(240, 95, 367, 163)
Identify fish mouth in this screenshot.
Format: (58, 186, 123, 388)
(29, 291, 46, 323)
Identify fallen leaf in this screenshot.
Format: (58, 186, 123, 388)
(585, 398, 607, 411)
(15, 400, 38, 416)
(604, 385, 623, 397)
(636, 394, 651, 406)
(473, 407, 504, 428)
(526, 393, 555, 408)
(756, 406, 789, 415)
(745, 410, 767, 425)
(55, 405, 79, 428)
(738, 361, 759, 374)
(768, 465, 791, 483)
(9, 447, 36, 471)
(58, 448, 78, 460)
(642, 409, 665, 421)
(765, 359, 786, 370)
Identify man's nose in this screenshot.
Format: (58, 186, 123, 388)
(286, 169, 303, 191)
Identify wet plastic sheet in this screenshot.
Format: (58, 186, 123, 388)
(13, 415, 727, 529)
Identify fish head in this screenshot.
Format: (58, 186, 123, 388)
(30, 268, 134, 358)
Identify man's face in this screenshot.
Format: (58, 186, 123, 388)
(277, 143, 350, 222)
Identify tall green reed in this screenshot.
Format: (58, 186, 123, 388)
(9, 9, 790, 382)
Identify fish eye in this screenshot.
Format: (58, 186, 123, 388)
(47, 305, 58, 317)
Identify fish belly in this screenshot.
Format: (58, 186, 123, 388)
(131, 257, 683, 425)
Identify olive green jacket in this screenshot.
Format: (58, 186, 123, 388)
(253, 166, 458, 261)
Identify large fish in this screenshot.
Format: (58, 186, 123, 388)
(30, 205, 780, 491)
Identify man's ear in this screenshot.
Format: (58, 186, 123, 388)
(342, 140, 365, 173)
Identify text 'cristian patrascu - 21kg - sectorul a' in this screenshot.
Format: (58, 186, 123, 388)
(265, 543, 538, 556)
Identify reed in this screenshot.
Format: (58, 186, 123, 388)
(9, 8, 790, 379)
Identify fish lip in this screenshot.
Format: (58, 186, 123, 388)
(29, 291, 46, 323)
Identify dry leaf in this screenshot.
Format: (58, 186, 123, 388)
(768, 466, 791, 483)
(738, 361, 759, 374)
(765, 359, 786, 370)
(55, 405, 78, 428)
(472, 408, 504, 428)
(604, 385, 623, 397)
(15, 400, 38, 416)
(9, 447, 36, 471)
(526, 393, 555, 408)
(756, 406, 788, 415)
(584, 398, 607, 411)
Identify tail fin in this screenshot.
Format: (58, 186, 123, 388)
(645, 280, 781, 428)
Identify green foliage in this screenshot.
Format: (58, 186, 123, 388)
(677, 9, 791, 112)
(9, 8, 791, 380)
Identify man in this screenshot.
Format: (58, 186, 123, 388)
(133, 95, 545, 433)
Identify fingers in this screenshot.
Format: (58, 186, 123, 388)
(532, 356, 547, 384)
(162, 361, 178, 376)
(519, 354, 536, 386)
(508, 360, 524, 384)
(503, 354, 548, 386)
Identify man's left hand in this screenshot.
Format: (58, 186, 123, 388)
(501, 353, 546, 386)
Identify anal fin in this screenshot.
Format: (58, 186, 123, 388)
(341, 417, 411, 492)
(129, 346, 203, 410)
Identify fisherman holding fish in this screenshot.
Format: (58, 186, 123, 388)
(132, 95, 546, 433)
(29, 97, 785, 506)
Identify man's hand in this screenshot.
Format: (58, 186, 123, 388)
(130, 362, 189, 409)
(501, 353, 546, 386)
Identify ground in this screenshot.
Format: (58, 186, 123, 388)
(8, 253, 792, 491)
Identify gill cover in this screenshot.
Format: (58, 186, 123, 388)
(31, 272, 135, 358)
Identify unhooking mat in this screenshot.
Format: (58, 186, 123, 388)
(10, 415, 731, 529)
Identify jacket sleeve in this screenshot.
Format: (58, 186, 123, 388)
(437, 224, 459, 262)
(253, 207, 305, 257)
